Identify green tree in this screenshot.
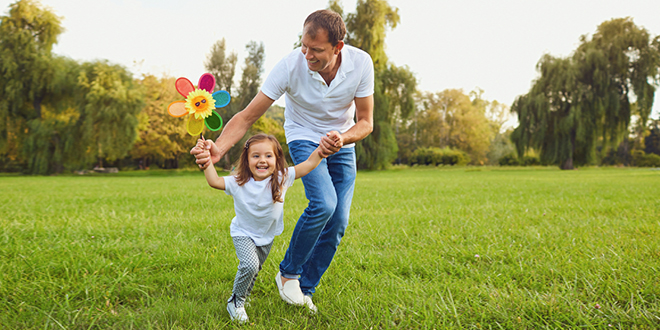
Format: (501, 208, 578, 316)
(22, 56, 81, 174)
(0, 0, 65, 172)
(204, 38, 237, 95)
(511, 55, 580, 169)
(512, 18, 660, 169)
(74, 61, 144, 168)
(130, 75, 189, 169)
(214, 41, 267, 169)
(342, 0, 417, 169)
(406, 89, 494, 164)
(645, 119, 660, 156)
(236, 41, 265, 110)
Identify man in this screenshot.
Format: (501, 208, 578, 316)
(191, 9, 374, 313)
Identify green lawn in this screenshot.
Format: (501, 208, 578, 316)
(1, 167, 659, 329)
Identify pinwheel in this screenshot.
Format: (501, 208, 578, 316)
(167, 73, 230, 136)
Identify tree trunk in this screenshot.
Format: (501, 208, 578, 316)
(52, 133, 63, 174)
(561, 131, 576, 170)
(33, 98, 42, 119)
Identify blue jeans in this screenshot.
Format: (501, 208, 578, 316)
(280, 140, 356, 296)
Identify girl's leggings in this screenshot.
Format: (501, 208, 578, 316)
(227, 236, 272, 307)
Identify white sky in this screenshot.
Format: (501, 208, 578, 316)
(2, 0, 660, 120)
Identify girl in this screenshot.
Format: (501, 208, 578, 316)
(202, 133, 324, 323)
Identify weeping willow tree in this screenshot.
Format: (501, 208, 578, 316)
(73, 61, 144, 168)
(512, 18, 660, 169)
(333, 0, 416, 170)
(0, 0, 65, 172)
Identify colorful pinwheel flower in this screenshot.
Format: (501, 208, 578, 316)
(167, 73, 230, 136)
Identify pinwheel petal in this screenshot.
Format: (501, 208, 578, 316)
(204, 110, 223, 131)
(212, 90, 231, 108)
(198, 73, 215, 93)
(186, 114, 205, 136)
(175, 77, 194, 97)
(167, 101, 187, 117)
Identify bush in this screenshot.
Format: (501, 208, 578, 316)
(499, 153, 519, 166)
(498, 153, 540, 166)
(632, 150, 660, 167)
(521, 155, 540, 166)
(410, 147, 470, 166)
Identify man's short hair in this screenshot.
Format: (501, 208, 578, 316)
(304, 9, 346, 46)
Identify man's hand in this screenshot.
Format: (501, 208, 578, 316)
(319, 131, 343, 157)
(190, 138, 220, 170)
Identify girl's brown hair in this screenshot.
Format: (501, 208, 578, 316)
(233, 134, 289, 203)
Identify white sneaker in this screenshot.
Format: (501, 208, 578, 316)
(275, 271, 305, 305)
(303, 295, 318, 313)
(227, 301, 249, 323)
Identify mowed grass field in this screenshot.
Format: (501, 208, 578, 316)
(1, 167, 659, 329)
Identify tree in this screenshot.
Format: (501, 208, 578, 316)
(0, 0, 65, 172)
(204, 38, 237, 95)
(130, 75, 189, 169)
(22, 56, 81, 174)
(74, 61, 144, 168)
(236, 41, 265, 110)
(405, 89, 494, 164)
(511, 55, 580, 169)
(212, 41, 266, 169)
(645, 119, 660, 156)
(342, 0, 417, 169)
(512, 18, 660, 169)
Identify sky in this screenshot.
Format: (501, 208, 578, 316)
(2, 0, 660, 121)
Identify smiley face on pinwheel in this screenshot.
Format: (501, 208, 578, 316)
(167, 73, 230, 136)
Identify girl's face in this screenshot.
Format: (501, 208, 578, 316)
(247, 140, 277, 181)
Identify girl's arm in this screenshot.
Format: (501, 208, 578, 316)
(204, 164, 226, 190)
(294, 145, 324, 179)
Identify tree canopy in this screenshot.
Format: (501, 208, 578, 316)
(512, 18, 660, 169)
(0, 0, 64, 171)
(339, 0, 418, 170)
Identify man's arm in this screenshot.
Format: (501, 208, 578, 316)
(319, 94, 374, 157)
(191, 91, 275, 169)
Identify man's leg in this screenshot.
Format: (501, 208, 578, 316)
(279, 140, 337, 280)
(299, 146, 356, 295)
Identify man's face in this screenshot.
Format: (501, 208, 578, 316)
(301, 25, 343, 74)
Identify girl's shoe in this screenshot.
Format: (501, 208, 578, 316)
(227, 301, 249, 323)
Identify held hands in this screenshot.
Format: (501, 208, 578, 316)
(319, 131, 343, 158)
(190, 137, 220, 170)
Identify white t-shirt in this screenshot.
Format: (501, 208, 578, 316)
(261, 44, 375, 148)
(224, 167, 296, 246)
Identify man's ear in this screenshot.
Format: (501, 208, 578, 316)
(334, 40, 344, 54)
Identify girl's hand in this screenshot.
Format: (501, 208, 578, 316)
(320, 131, 343, 157)
(190, 138, 220, 169)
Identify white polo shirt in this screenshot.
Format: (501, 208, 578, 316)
(261, 44, 374, 148)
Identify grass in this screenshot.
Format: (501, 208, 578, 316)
(1, 167, 659, 329)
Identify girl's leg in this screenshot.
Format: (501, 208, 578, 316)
(246, 242, 273, 297)
(228, 236, 266, 307)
